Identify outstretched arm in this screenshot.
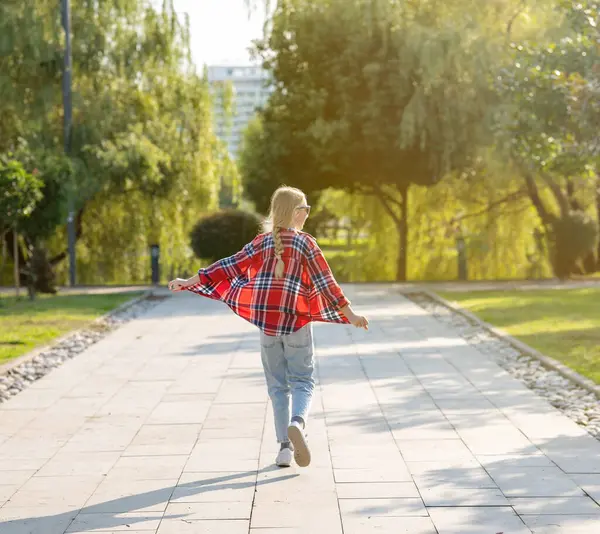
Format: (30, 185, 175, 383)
(169, 235, 263, 291)
(305, 238, 369, 330)
(306, 240, 350, 309)
(339, 304, 369, 330)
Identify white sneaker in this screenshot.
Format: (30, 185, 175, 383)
(276, 447, 293, 467)
(288, 421, 311, 467)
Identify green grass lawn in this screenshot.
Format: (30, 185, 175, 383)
(438, 288, 600, 384)
(0, 291, 143, 365)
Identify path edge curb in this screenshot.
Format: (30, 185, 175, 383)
(403, 288, 600, 399)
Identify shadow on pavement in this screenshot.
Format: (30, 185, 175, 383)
(0, 466, 297, 532)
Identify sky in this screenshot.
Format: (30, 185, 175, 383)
(170, 0, 269, 68)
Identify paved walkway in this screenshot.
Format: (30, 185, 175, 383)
(1, 286, 599, 533)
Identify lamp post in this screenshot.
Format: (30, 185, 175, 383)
(61, 0, 76, 286)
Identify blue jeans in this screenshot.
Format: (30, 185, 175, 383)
(260, 324, 315, 443)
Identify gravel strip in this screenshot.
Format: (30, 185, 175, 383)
(0, 294, 165, 404)
(405, 291, 600, 440)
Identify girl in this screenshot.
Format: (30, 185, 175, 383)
(168, 186, 369, 468)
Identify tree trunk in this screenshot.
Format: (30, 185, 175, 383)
(50, 208, 84, 266)
(369, 182, 409, 282)
(4, 230, 27, 285)
(13, 229, 20, 298)
(566, 178, 582, 211)
(595, 173, 600, 271)
(581, 173, 600, 273)
(395, 184, 409, 282)
(3, 231, 57, 294)
(542, 172, 570, 217)
(524, 172, 552, 228)
(0, 232, 6, 285)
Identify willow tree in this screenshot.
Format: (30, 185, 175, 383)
(495, 0, 600, 277)
(242, 0, 511, 280)
(0, 0, 221, 286)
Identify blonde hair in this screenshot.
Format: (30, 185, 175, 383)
(268, 186, 306, 278)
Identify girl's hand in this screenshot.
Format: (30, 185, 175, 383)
(168, 278, 189, 292)
(350, 314, 369, 331)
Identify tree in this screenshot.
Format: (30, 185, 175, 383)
(0, 158, 43, 230)
(243, 0, 502, 280)
(495, 0, 600, 277)
(0, 156, 43, 295)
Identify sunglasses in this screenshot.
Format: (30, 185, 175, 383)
(296, 205, 311, 215)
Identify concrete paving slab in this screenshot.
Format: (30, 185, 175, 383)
(65, 512, 164, 532)
(157, 519, 249, 534)
(428, 506, 531, 534)
(341, 516, 438, 534)
(510, 496, 600, 515)
(0, 507, 79, 534)
(523, 514, 600, 533)
(338, 497, 428, 517)
(486, 465, 586, 497)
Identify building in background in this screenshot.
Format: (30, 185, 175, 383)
(207, 65, 272, 159)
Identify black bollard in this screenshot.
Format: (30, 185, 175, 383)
(150, 244, 160, 285)
(456, 237, 468, 281)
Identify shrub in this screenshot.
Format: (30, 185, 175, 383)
(190, 209, 263, 262)
(551, 211, 599, 279)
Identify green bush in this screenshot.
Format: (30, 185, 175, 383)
(190, 209, 263, 262)
(551, 211, 599, 279)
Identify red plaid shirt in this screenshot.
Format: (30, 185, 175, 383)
(186, 229, 351, 336)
